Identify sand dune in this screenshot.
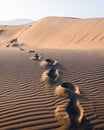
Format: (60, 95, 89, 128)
(0, 46, 104, 129)
(0, 25, 25, 44)
(0, 17, 104, 49)
(0, 16, 104, 130)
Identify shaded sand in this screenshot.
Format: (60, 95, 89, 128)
(0, 47, 104, 130)
(0, 17, 104, 49)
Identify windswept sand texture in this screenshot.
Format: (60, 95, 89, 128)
(0, 17, 104, 130)
(0, 47, 104, 130)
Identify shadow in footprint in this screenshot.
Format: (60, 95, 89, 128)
(41, 69, 60, 84)
(40, 58, 58, 69)
(66, 97, 83, 129)
(67, 96, 93, 130)
(40, 58, 65, 71)
(30, 53, 41, 60)
(61, 82, 80, 94)
(55, 82, 80, 99)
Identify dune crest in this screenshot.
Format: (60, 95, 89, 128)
(0, 17, 104, 49)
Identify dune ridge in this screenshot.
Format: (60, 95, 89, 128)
(0, 16, 104, 49)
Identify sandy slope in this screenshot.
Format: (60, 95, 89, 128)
(0, 46, 104, 130)
(0, 25, 25, 44)
(0, 16, 104, 130)
(0, 17, 104, 49)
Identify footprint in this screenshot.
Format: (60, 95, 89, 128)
(67, 98, 84, 126)
(54, 82, 79, 98)
(30, 53, 41, 60)
(40, 58, 58, 68)
(41, 69, 59, 83)
(27, 49, 35, 53)
(54, 85, 71, 98)
(61, 82, 80, 94)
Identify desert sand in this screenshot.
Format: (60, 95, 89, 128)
(0, 17, 104, 130)
(0, 16, 104, 49)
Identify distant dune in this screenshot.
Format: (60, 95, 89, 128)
(0, 16, 104, 49)
(0, 19, 33, 25)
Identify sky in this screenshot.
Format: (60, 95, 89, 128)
(0, 0, 104, 21)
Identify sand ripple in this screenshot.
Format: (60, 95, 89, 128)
(0, 47, 104, 129)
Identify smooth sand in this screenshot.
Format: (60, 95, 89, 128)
(0, 17, 104, 49)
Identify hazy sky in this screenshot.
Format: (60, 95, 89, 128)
(0, 0, 104, 21)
